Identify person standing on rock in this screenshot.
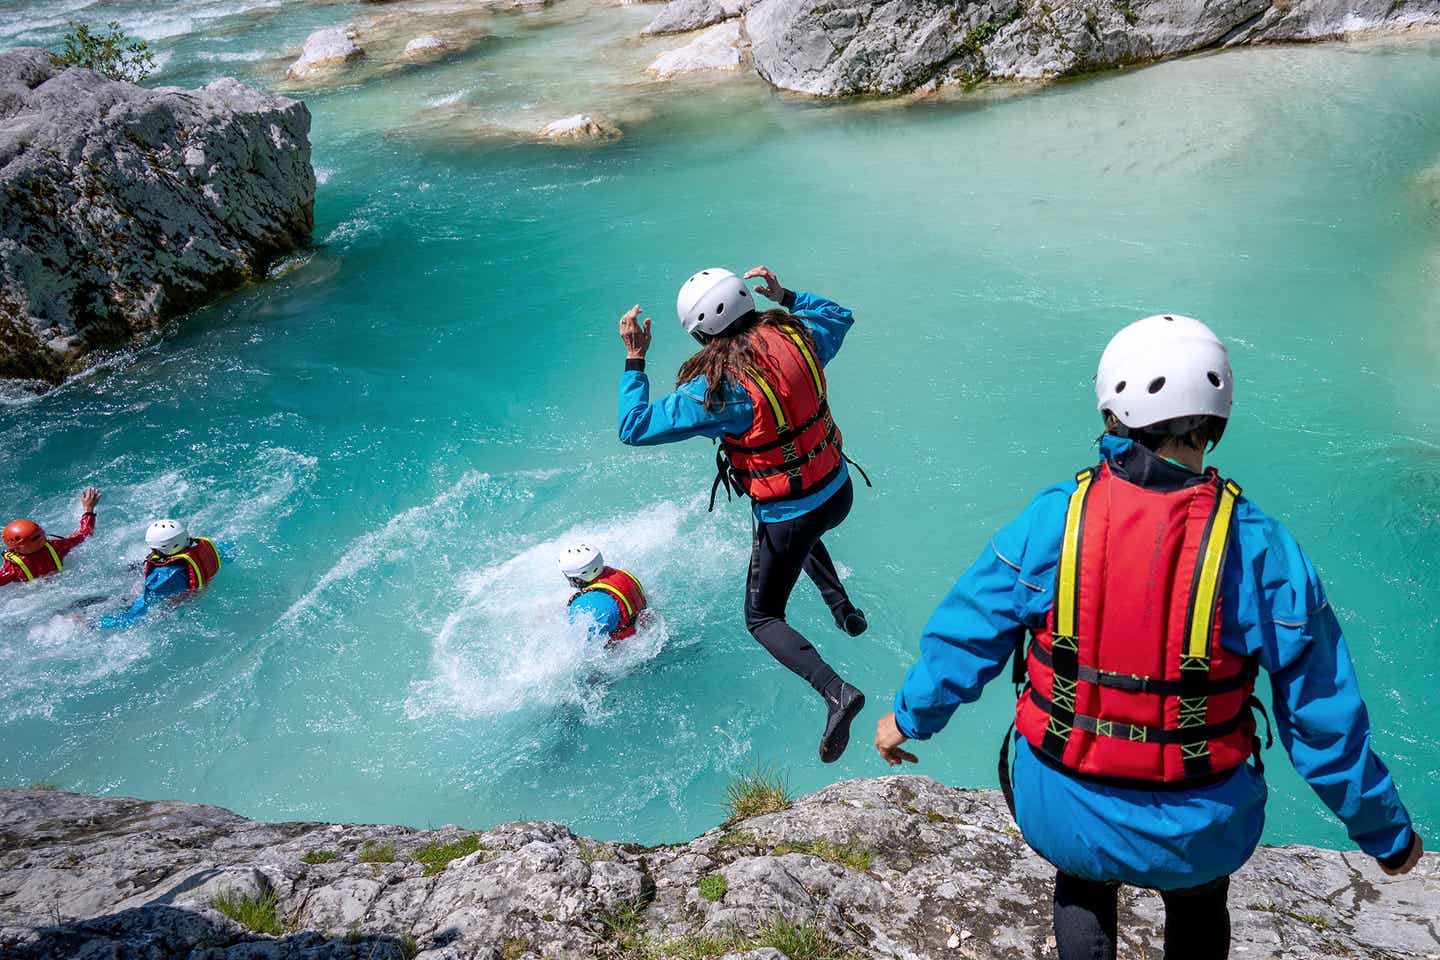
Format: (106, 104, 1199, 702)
(95, 519, 232, 629)
(616, 265, 870, 762)
(875, 315, 1423, 959)
(1, 487, 102, 586)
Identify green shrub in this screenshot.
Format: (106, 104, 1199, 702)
(724, 767, 791, 824)
(209, 889, 283, 935)
(413, 834, 483, 876)
(697, 874, 727, 902)
(50, 21, 156, 83)
(301, 850, 337, 864)
(357, 840, 397, 863)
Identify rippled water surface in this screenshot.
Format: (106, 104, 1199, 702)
(2, 0, 1438, 847)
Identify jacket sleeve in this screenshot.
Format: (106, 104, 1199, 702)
(95, 566, 189, 629)
(783, 290, 854, 367)
(617, 368, 752, 446)
(893, 499, 1058, 740)
(51, 512, 97, 559)
(1243, 514, 1415, 861)
(568, 592, 623, 636)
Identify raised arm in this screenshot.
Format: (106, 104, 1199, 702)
(744, 266, 854, 365)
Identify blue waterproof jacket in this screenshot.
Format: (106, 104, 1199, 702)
(617, 290, 854, 523)
(96, 541, 235, 629)
(894, 436, 1414, 889)
(568, 589, 623, 637)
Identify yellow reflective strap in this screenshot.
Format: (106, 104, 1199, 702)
(5, 551, 34, 582)
(1055, 469, 1095, 639)
(785, 330, 825, 398)
(45, 542, 61, 573)
(198, 538, 221, 573)
(587, 582, 635, 619)
(1185, 481, 1240, 659)
(744, 366, 787, 433)
(180, 553, 205, 589)
(615, 568, 645, 607)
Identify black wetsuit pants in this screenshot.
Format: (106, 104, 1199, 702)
(744, 478, 855, 695)
(1054, 871, 1232, 960)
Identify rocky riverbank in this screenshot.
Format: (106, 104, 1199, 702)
(0, 47, 313, 385)
(1, 776, 1435, 959)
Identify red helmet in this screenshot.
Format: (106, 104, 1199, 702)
(3, 519, 45, 555)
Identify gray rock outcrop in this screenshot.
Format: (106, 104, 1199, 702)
(0, 47, 314, 384)
(644, 0, 752, 35)
(287, 27, 365, 80)
(2, 776, 1435, 959)
(744, 0, 1440, 95)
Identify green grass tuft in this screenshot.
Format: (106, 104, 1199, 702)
(772, 838, 872, 871)
(209, 889, 283, 935)
(357, 840, 397, 864)
(500, 936, 530, 959)
(581, 840, 616, 864)
(301, 850, 337, 864)
(414, 834, 483, 876)
(697, 873, 727, 902)
(713, 830, 758, 850)
(650, 916, 853, 960)
(399, 934, 419, 959)
(28, 782, 59, 791)
(724, 767, 791, 824)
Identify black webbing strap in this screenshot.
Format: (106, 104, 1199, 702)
(998, 724, 1018, 822)
(1028, 643, 1254, 696)
(1027, 687, 1248, 745)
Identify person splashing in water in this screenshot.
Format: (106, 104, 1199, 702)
(96, 519, 233, 629)
(876, 313, 1422, 960)
(615, 265, 870, 763)
(1, 487, 101, 586)
(559, 543, 648, 645)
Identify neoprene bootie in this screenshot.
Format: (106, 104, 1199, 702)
(819, 681, 866, 763)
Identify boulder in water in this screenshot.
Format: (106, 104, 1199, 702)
(647, 20, 749, 79)
(538, 113, 623, 141)
(286, 27, 365, 80)
(744, 0, 1440, 95)
(0, 48, 314, 384)
(403, 35, 449, 57)
(643, 0, 751, 34)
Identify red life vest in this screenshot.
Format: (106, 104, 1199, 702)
(3, 542, 63, 582)
(144, 537, 223, 592)
(1015, 463, 1258, 785)
(571, 566, 647, 642)
(719, 324, 845, 503)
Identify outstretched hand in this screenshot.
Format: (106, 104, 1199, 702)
(743, 265, 788, 304)
(1380, 834, 1424, 876)
(80, 487, 101, 512)
(619, 305, 651, 360)
(875, 712, 919, 767)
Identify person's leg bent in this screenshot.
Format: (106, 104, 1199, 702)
(1159, 876, 1230, 960)
(1053, 871, 1119, 960)
(745, 518, 840, 694)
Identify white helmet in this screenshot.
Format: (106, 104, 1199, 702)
(1095, 314, 1233, 431)
(557, 543, 604, 583)
(676, 268, 755, 338)
(145, 518, 190, 556)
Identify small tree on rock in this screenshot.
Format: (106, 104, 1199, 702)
(51, 21, 156, 83)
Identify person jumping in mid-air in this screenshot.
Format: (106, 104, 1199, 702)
(559, 543, 648, 645)
(876, 314, 1421, 960)
(615, 265, 870, 762)
(2, 487, 102, 586)
(96, 519, 232, 629)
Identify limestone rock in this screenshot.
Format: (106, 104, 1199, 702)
(648, 20, 750, 79)
(1, 776, 1435, 959)
(744, 0, 1440, 95)
(403, 36, 449, 57)
(644, 0, 751, 34)
(0, 48, 314, 384)
(286, 27, 365, 80)
(537, 113, 623, 140)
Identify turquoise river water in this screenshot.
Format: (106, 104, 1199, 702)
(1, 0, 1437, 849)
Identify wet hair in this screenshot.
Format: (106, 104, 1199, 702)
(676, 309, 820, 410)
(1101, 412, 1228, 453)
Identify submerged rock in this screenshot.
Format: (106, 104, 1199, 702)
(0, 47, 314, 384)
(648, 20, 750, 79)
(0, 777, 1434, 959)
(404, 35, 449, 57)
(644, 0, 751, 34)
(745, 0, 1440, 95)
(537, 113, 623, 140)
(286, 27, 365, 79)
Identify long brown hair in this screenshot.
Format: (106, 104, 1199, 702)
(676, 310, 820, 410)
